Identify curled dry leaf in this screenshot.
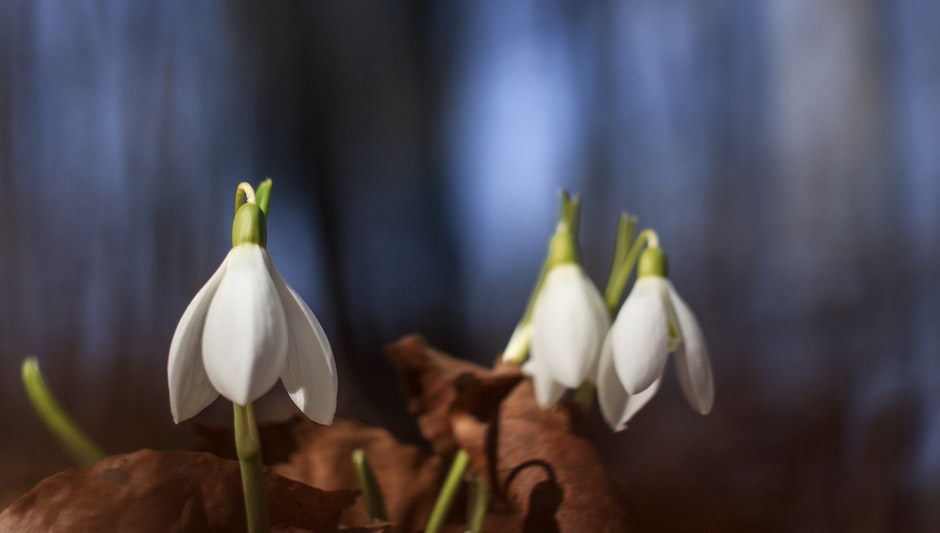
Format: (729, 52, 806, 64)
(197, 417, 447, 533)
(0, 449, 367, 533)
(385, 334, 523, 456)
(452, 379, 632, 533)
(385, 334, 632, 533)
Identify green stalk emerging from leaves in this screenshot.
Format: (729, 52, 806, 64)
(425, 449, 471, 533)
(21, 356, 105, 466)
(352, 449, 388, 522)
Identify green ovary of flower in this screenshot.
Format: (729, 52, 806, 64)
(232, 202, 267, 248)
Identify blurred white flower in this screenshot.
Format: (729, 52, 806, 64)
(527, 263, 610, 407)
(597, 273, 713, 431)
(167, 243, 337, 425)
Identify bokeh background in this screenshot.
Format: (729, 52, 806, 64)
(2, 1, 939, 530)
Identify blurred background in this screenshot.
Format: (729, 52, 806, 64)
(1, 0, 939, 530)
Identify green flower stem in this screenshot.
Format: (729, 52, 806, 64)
(235, 182, 256, 212)
(255, 179, 272, 216)
(604, 228, 660, 315)
(603, 214, 637, 309)
(21, 356, 105, 466)
(425, 449, 470, 533)
(234, 403, 270, 533)
(352, 448, 388, 522)
(467, 474, 490, 533)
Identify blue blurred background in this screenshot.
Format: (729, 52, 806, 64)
(2, 1, 939, 530)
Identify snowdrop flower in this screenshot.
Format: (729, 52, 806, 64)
(168, 188, 337, 425)
(597, 246, 713, 430)
(526, 207, 610, 408)
(528, 264, 609, 406)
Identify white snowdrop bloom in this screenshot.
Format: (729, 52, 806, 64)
(597, 247, 713, 431)
(167, 200, 337, 425)
(528, 263, 610, 407)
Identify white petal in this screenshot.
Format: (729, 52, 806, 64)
(167, 260, 226, 423)
(597, 334, 661, 430)
(530, 264, 610, 389)
(202, 245, 288, 405)
(525, 357, 567, 408)
(265, 253, 338, 425)
(596, 335, 627, 429)
(669, 283, 714, 414)
(609, 277, 670, 394)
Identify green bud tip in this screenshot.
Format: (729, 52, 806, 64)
(232, 202, 267, 248)
(638, 246, 669, 278)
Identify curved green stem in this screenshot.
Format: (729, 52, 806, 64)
(21, 356, 105, 466)
(604, 228, 659, 315)
(425, 449, 470, 533)
(234, 403, 270, 533)
(352, 448, 388, 521)
(235, 182, 256, 213)
(603, 214, 636, 307)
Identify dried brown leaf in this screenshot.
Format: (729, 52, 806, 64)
(385, 334, 522, 456)
(0, 449, 360, 533)
(453, 379, 633, 533)
(385, 334, 632, 532)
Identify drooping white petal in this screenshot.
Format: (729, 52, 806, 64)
(265, 253, 338, 425)
(596, 335, 661, 430)
(202, 245, 288, 405)
(530, 264, 610, 389)
(668, 283, 714, 414)
(167, 259, 226, 423)
(523, 358, 566, 408)
(609, 277, 670, 394)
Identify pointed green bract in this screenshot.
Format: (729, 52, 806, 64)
(255, 179, 272, 216)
